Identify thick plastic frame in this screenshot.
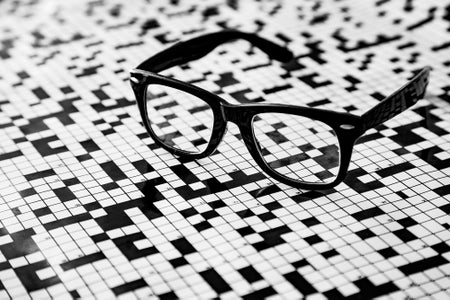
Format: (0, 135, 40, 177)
(130, 30, 430, 190)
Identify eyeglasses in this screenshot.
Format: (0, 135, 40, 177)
(130, 30, 430, 190)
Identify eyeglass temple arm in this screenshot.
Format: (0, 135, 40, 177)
(361, 67, 430, 131)
(136, 30, 293, 73)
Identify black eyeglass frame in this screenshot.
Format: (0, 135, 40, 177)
(130, 30, 430, 190)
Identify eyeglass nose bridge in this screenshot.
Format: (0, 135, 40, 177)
(221, 103, 252, 128)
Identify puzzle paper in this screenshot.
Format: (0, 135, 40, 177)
(0, 0, 449, 298)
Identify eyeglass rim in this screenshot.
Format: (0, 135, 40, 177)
(130, 69, 365, 189)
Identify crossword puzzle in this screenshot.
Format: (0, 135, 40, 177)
(0, 0, 449, 298)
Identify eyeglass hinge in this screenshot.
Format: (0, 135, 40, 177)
(340, 124, 355, 130)
(130, 76, 140, 84)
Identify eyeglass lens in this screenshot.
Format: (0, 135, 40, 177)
(252, 113, 340, 184)
(145, 84, 215, 154)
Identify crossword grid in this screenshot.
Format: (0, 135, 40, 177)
(0, 0, 449, 299)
